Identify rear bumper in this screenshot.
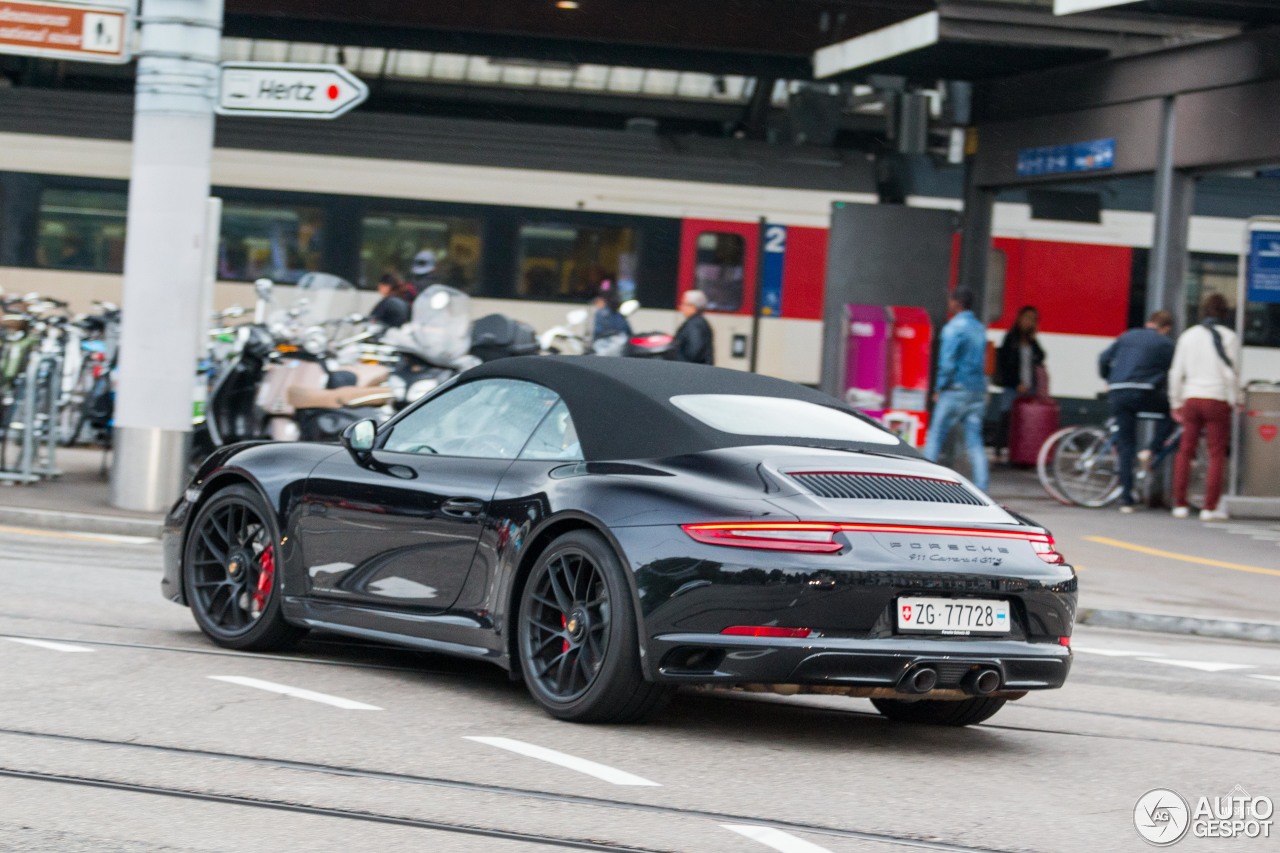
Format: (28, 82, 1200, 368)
(648, 633, 1071, 692)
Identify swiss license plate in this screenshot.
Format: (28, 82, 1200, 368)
(897, 597, 1010, 635)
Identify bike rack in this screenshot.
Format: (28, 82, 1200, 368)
(0, 352, 63, 484)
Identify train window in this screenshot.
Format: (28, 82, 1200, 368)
(984, 247, 1007, 323)
(37, 189, 127, 273)
(694, 232, 745, 311)
(361, 213, 480, 290)
(219, 203, 324, 283)
(516, 222, 636, 301)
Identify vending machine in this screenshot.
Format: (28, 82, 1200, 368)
(841, 304, 933, 448)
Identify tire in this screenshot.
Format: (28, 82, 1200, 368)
(1035, 427, 1077, 506)
(517, 530, 669, 723)
(871, 697, 1007, 727)
(183, 484, 307, 651)
(1049, 426, 1122, 508)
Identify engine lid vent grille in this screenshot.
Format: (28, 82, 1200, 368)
(789, 472, 985, 506)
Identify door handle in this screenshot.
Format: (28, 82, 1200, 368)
(441, 498, 485, 518)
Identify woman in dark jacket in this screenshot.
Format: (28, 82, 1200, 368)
(994, 305, 1045, 457)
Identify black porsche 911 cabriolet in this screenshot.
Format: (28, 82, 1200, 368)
(163, 356, 1075, 726)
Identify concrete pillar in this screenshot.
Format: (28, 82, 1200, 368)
(111, 0, 223, 512)
(1147, 96, 1195, 331)
(958, 169, 996, 321)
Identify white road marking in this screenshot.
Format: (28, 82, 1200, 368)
(207, 676, 382, 710)
(1072, 648, 1162, 657)
(2, 637, 95, 653)
(463, 736, 660, 787)
(1138, 658, 1255, 673)
(721, 824, 835, 853)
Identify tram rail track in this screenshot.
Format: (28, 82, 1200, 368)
(0, 726, 1011, 853)
(3, 629, 1276, 740)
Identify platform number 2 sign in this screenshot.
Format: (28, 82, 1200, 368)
(760, 224, 786, 316)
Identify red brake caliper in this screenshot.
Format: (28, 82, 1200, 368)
(562, 613, 569, 653)
(252, 544, 275, 611)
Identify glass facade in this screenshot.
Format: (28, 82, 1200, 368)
(693, 231, 745, 312)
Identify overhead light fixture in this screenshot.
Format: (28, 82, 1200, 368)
(556, 1, 580, 9)
(1053, 0, 1140, 14)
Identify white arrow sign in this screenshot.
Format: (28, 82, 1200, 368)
(216, 62, 369, 119)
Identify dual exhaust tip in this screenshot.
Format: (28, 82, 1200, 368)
(900, 665, 1001, 696)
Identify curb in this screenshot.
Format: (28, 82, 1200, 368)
(1078, 608, 1280, 645)
(0, 506, 163, 539)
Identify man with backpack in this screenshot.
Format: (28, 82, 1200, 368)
(1169, 293, 1239, 521)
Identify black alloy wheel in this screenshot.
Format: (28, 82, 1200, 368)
(517, 530, 669, 723)
(183, 484, 306, 651)
(871, 696, 1006, 727)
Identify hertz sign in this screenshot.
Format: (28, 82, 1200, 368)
(0, 0, 132, 64)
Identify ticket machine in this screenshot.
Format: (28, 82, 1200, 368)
(841, 304, 933, 448)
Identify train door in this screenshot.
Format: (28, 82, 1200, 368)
(676, 219, 760, 370)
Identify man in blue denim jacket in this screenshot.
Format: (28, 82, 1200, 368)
(923, 288, 989, 491)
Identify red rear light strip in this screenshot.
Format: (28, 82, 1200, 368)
(721, 625, 813, 638)
(682, 521, 1065, 561)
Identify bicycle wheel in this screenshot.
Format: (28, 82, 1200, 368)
(1050, 426, 1122, 508)
(1036, 426, 1078, 505)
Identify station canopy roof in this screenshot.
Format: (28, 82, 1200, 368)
(223, 0, 1261, 85)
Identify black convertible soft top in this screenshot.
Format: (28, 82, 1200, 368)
(461, 356, 916, 461)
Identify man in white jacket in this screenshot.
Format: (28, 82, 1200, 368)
(1168, 293, 1239, 521)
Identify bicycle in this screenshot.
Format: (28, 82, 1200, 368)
(1037, 412, 1208, 509)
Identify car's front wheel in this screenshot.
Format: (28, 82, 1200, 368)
(183, 484, 307, 651)
(871, 696, 1006, 726)
(517, 530, 669, 723)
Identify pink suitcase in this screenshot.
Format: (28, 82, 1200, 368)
(1009, 396, 1059, 466)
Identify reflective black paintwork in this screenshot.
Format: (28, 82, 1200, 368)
(164, 442, 1076, 688)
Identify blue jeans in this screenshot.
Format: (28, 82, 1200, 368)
(923, 389, 989, 492)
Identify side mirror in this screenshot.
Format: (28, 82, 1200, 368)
(619, 299, 640, 317)
(566, 308, 589, 325)
(341, 419, 377, 463)
(254, 278, 275, 301)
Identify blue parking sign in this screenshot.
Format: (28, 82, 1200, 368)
(1248, 230, 1280, 304)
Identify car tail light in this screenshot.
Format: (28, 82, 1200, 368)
(681, 522, 844, 553)
(683, 521, 1066, 561)
(1058, 636, 1071, 648)
(721, 625, 813, 638)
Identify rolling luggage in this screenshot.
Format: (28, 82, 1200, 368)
(1008, 395, 1059, 466)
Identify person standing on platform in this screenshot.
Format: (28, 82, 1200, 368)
(1097, 310, 1176, 513)
(1169, 293, 1239, 522)
(994, 305, 1045, 459)
(923, 288, 990, 492)
(672, 289, 714, 365)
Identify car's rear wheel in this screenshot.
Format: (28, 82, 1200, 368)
(517, 530, 669, 723)
(183, 484, 306, 651)
(871, 697, 1006, 727)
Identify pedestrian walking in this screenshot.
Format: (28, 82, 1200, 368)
(994, 305, 1045, 458)
(1097, 310, 1176, 512)
(923, 288, 990, 492)
(1169, 293, 1239, 521)
(672, 289, 714, 365)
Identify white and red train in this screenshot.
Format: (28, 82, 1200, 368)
(2, 128, 1276, 401)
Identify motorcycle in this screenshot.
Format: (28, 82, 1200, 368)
(539, 299, 672, 358)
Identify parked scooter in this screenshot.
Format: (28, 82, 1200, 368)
(539, 299, 671, 358)
(190, 276, 394, 467)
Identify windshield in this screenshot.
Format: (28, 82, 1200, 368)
(403, 284, 472, 364)
(265, 272, 365, 334)
(670, 394, 902, 446)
